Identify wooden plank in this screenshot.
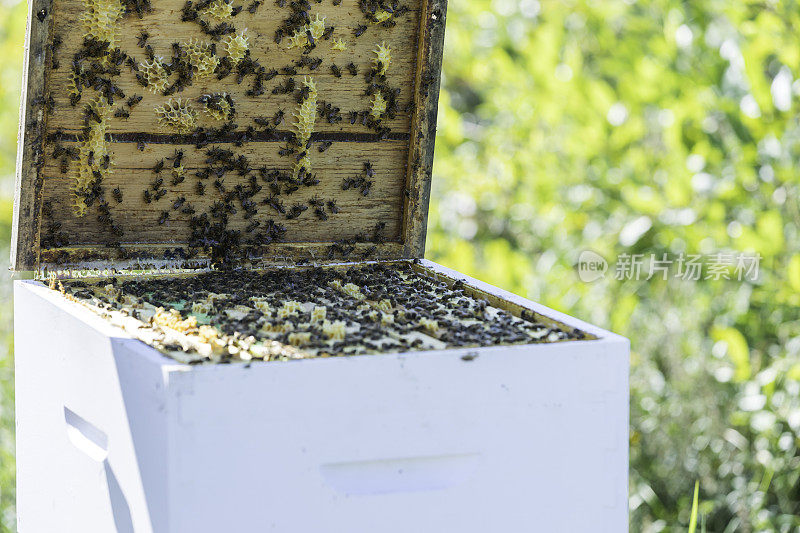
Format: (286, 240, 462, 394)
(41, 139, 406, 245)
(46, 74, 413, 135)
(41, 138, 408, 174)
(11, 0, 54, 270)
(401, 0, 446, 259)
(45, 0, 417, 135)
(40, 243, 405, 272)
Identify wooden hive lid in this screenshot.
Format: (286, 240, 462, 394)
(12, 0, 447, 273)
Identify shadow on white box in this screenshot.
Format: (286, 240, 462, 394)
(14, 260, 629, 533)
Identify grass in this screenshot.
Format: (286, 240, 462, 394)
(688, 481, 699, 533)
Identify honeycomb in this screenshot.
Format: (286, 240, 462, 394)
(278, 300, 303, 318)
(250, 298, 273, 315)
(200, 93, 234, 121)
(224, 29, 249, 64)
(285, 14, 326, 50)
(310, 306, 327, 322)
(331, 38, 347, 51)
(292, 76, 318, 176)
(154, 98, 198, 133)
(287, 332, 312, 346)
(81, 0, 124, 46)
(370, 92, 387, 118)
(68, 70, 81, 101)
(185, 39, 219, 79)
(140, 59, 170, 94)
(172, 164, 186, 182)
(419, 317, 439, 334)
(153, 308, 198, 333)
(322, 320, 346, 340)
(342, 282, 365, 300)
(372, 10, 393, 24)
(199, 0, 233, 22)
(373, 42, 392, 75)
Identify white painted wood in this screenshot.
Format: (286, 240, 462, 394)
(14, 261, 629, 533)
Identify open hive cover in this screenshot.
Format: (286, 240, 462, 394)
(12, 0, 448, 273)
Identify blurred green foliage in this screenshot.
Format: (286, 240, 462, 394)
(429, 0, 800, 531)
(0, 0, 26, 530)
(1, 0, 799, 531)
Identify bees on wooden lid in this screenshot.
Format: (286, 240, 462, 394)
(286, 203, 308, 219)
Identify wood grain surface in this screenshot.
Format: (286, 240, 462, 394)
(13, 0, 447, 270)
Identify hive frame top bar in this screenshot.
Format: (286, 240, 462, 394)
(37, 256, 398, 281)
(38, 258, 601, 365)
(12, 0, 448, 273)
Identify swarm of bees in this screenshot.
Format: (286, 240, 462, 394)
(57, 263, 586, 364)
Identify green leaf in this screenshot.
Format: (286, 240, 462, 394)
(688, 480, 700, 533)
(788, 254, 800, 292)
(711, 327, 751, 382)
(755, 210, 785, 257)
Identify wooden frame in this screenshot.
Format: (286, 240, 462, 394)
(12, 0, 449, 273)
(401, 0, 447, 258)
(40, 257, 598, 342)
(12, 0, 54, 271)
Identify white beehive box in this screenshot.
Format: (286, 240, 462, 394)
(11, 0, 629, 530)
(15, 261, 629, 532)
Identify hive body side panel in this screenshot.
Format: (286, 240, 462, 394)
(14, 281, 175, 533)
(165, 337, 628, 533)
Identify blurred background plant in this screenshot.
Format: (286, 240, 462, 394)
(0, 0, 27, 530)
(1, 0, 799, 531)
(430, 0, 800, 531)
